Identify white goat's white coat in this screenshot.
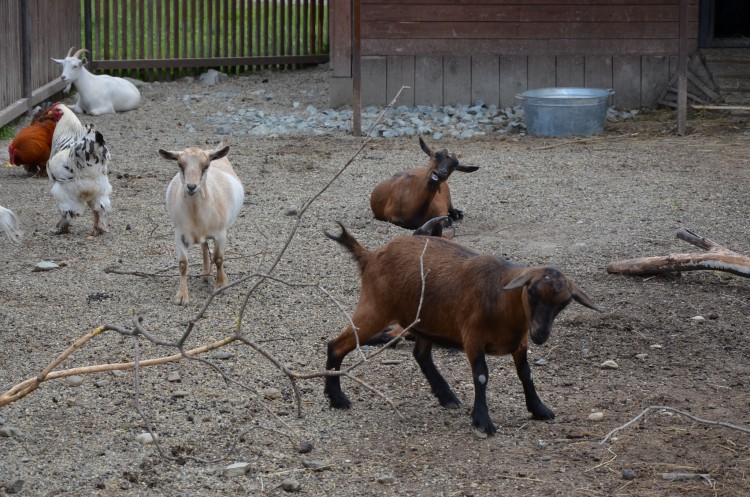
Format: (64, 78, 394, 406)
(159, 142, 244, 305)
(52, 48, 141, 115)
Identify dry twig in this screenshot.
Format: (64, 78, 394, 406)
(601, 406, 750, 444)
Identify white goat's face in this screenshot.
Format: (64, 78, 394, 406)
(159, 145, 230, 196)
(52, 49, 88, 84)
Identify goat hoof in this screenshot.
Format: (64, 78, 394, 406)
(531, 406, 555, 421)
(472, 419, 497, 436)
(327, 393, 351, 410)
(442, 400, 460, 409)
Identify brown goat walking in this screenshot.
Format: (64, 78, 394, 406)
(370, 138, 478, 232)
(324, 224, 600, 435)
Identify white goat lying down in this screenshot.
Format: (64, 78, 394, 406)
(0, 205, 22, 243)
(52, 47, 141, 115)
(159, 140, 244, 305)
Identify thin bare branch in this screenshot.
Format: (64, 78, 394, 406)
(601, 405, 750, 444)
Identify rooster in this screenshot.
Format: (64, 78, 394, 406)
(47, 123, 112, 236)
(7, 104, 61, 177)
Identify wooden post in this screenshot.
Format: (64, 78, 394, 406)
(677, 0, 689, 135)
(84, 0, 92, 55)
(20, 0, 31, 112)
(352, 0, 362, 136)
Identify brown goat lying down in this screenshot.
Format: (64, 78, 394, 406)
(370, 137, 478, 232)
(325, 224, 600, 435)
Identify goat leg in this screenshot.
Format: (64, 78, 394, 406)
(324, 340, 351, 409)
(447, 206, 464, 221)
(513, 347, 554, 420)
(412, 337, 460, 409)
(201, 242, 212, 282)
(469, 351, 497, 435)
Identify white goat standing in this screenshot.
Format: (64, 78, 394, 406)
(52, 47, 141, 115)
(159, 140, 244, 305)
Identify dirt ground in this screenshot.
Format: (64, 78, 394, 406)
(1, 65, 749, 497)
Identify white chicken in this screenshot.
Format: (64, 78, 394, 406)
(47, 121, 112, 236)
(0, 205, 22, 243)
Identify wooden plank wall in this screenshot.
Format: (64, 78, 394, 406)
(86, 0, 329, 79)
(329, 0, 701, 109)
(0, 0, 79, 127)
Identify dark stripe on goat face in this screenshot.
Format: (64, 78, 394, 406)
(526, 282, 572, 345)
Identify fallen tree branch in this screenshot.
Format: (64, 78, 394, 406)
(607, 228, 750, 278)
(601, 405, 750, 444)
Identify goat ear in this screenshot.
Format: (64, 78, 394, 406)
(209, 146, 230, 161)
(570, 283, 602, 312)
(456, 164, 479, 173)
(158, 149, 180, 161)
(419, 137, 432, 156)
(503, 273, 532, 290)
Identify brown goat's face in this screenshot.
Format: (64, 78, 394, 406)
(504, 268, 599, 345)
(419, 137, 478, 191)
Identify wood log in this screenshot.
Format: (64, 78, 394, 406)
(607, 229, 750, 278)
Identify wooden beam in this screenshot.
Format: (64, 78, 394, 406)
(677, 0, 689, 135)
(88, 55, 328, 71)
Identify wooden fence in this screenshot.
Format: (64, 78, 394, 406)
(0, 0, 329, 129)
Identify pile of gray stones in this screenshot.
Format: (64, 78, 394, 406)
(190, 69, 638, 139)
(207, 101, 638, 140)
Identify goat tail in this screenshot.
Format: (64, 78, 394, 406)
(324, 222, 369, 272)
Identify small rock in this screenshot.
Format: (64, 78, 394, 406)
(301, 457, 329, 471)
(167, 371, 181, 382)
(622, 468, 637, 480)
(690, 315, 705, 322)
(4, 480, 24, 494)
(213, 350, 234, 360)
(172, 390, 188, 398)
(376, 475, 396, 484)
(262, 387, 282, 400)
(0, 426, 22, 438)
(199, 69, 228, 86)
(535, 358, 547, 366)
(224, 462, 252, 477)
(635, 353, 648, 360)
(135, 432, 158, 444)
(600, 360, 619, 370)
(62, 375, 84, 387)
(94, 379, 109, 388)
(281, 478, 301, 492)
(650, 344, 663, 349)
(297, 441, 314, 454)
(33, 261, 60, 272)
(588, 412, 605, 422)
(283, 206, 299, 216)
(540, 455, 552, 461)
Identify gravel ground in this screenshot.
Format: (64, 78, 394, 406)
(1, 64, 750, 497)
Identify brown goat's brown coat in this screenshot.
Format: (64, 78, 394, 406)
(325, 225, 599, 434)
(370, 138, 478, 231)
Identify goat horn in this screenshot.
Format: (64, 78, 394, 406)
(73, 48, 89, 59)
(66, 46, 75, 57)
